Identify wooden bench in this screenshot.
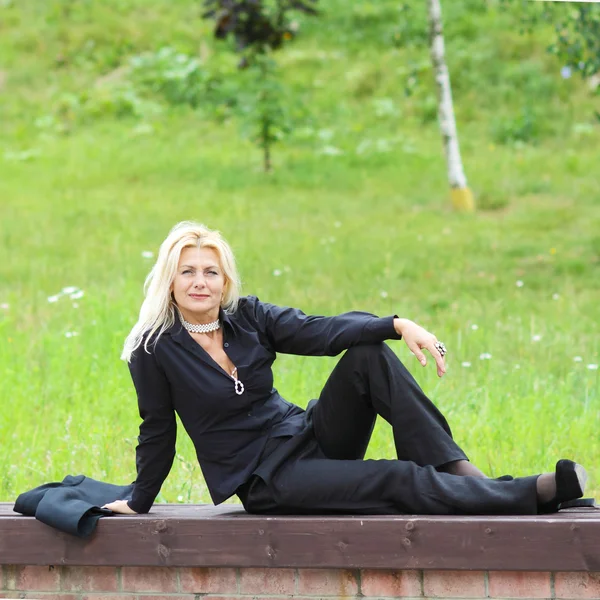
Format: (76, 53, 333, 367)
(1, 502, 600, 599)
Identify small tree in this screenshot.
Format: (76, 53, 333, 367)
(203, 0, 318, 171)
(427, 0, 475, 212)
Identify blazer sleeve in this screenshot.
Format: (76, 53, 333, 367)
(126, 341, 177, 514)
(248, 296, 402, 356)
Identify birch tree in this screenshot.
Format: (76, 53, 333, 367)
(427, 0, 475, 212)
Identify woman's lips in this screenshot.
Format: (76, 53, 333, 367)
(189, 294, 210, 299)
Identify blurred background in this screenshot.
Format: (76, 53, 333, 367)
(0, 0, 598, 504)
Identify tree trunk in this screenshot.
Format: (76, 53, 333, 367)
(427, 0, 475, 212)
(263, 114, 272, 173)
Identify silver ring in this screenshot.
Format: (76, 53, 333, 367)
(435, 341, 447, 356)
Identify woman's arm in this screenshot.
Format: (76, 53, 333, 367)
(117, 343, 177, 514)
(249, 296, 402, 356)
(249, 297, 446, 377)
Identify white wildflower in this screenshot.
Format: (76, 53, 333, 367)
(573, 356, 583, 362)
(272, 269, 282, 277)
(587, 364, 599, 371)
(64, 331, 79, 338)
(514, 364, 521, 369)
(461, 362, 471, 368)
(141, 251, 154, 259)
(531, 335, 542, 342)
(0, 303, 9, 310)
(319, 145, 344, 156)
(552, 293, 560, 300)
(471, 324, 478, 330)
(72, 303, 79, 309)
(516, 280, 524, 288)
(479, 353, 492, 360)
(70, 290, 84, 300)
(380, 291, 388, 299)
(47, 295, 60, 303)
(61, 286, 78, 294)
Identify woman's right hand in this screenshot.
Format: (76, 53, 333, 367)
(102, 500, 138, 514)
(393, 317, 447, 378)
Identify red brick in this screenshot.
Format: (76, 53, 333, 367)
(361, 569, 422, 597)
(82, 596, 137, 600)
(12, 595, 78, 600)
(555, 572, 600, 599)
(60, 566, 119, 592)
(120, 566, 178, 593)
(488, 571, 551, 598)
(179, 567, 238, 594)
(423, 570, 486, 598)
(240, 568, 295, 595)
(195, 597, 244, 600)
(137, 597, 196, 600)
(5, 565, 61, 591)
(297, 569, 359, 596)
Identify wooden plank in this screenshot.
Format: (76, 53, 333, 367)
(1, 504, 600, 570)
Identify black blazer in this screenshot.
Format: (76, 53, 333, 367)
(127, 296, 401, 513)
(14, 474, 134, 537)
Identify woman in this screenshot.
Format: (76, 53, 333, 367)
(103, 221, 586, 516)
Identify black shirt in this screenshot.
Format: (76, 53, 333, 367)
(126, 295, 401, 514)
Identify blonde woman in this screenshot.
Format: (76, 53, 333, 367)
(103, 222, 586, 516)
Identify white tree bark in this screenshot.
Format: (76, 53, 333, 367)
(427, 0, 474, 209)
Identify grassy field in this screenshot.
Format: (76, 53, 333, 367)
(0, 0, 599, 506)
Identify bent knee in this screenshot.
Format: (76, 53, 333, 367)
(343, 343, 387, 361)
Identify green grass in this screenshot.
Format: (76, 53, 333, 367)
(0, 0, 599, 506)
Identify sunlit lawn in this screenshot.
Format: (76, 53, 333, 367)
(0, 0, 599, 505)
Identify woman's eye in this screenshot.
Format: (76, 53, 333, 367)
(207, 271, 218, 276)
(182, 270, 193, 275)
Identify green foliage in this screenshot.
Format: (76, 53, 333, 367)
(129, 47, 214, 108)
(501, 0, 600, 80)
(52, 85, 162, 127)
(492, 107, 540, 146)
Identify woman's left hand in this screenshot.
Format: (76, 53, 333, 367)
(101, 500, 138, 514)
(394, 318, 446, 378)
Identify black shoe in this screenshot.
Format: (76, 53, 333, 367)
(539, 459, 587, 514)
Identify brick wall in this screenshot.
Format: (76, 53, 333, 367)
(1, 566, 599, 600)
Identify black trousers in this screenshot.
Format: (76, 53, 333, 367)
(238, 343, 539, 515)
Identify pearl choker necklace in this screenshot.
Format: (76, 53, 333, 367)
(181, 317, 221, 334)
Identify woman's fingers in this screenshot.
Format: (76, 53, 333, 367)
(403, 323, 447, 377)
(428, 342, 446, 377)
(101, 500, 137, 514)
(408, 340, 446, 377)
(408, 342, 428, 366)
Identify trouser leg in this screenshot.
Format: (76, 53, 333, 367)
(311, 343, 467, 466)
(243, 448, 539, 516)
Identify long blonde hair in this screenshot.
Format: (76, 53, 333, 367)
(121, 221, 241, 362)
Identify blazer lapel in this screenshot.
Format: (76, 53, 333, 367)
(168, 311, 229, 376)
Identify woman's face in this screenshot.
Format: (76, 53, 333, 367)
(172, 246, 226, 323)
